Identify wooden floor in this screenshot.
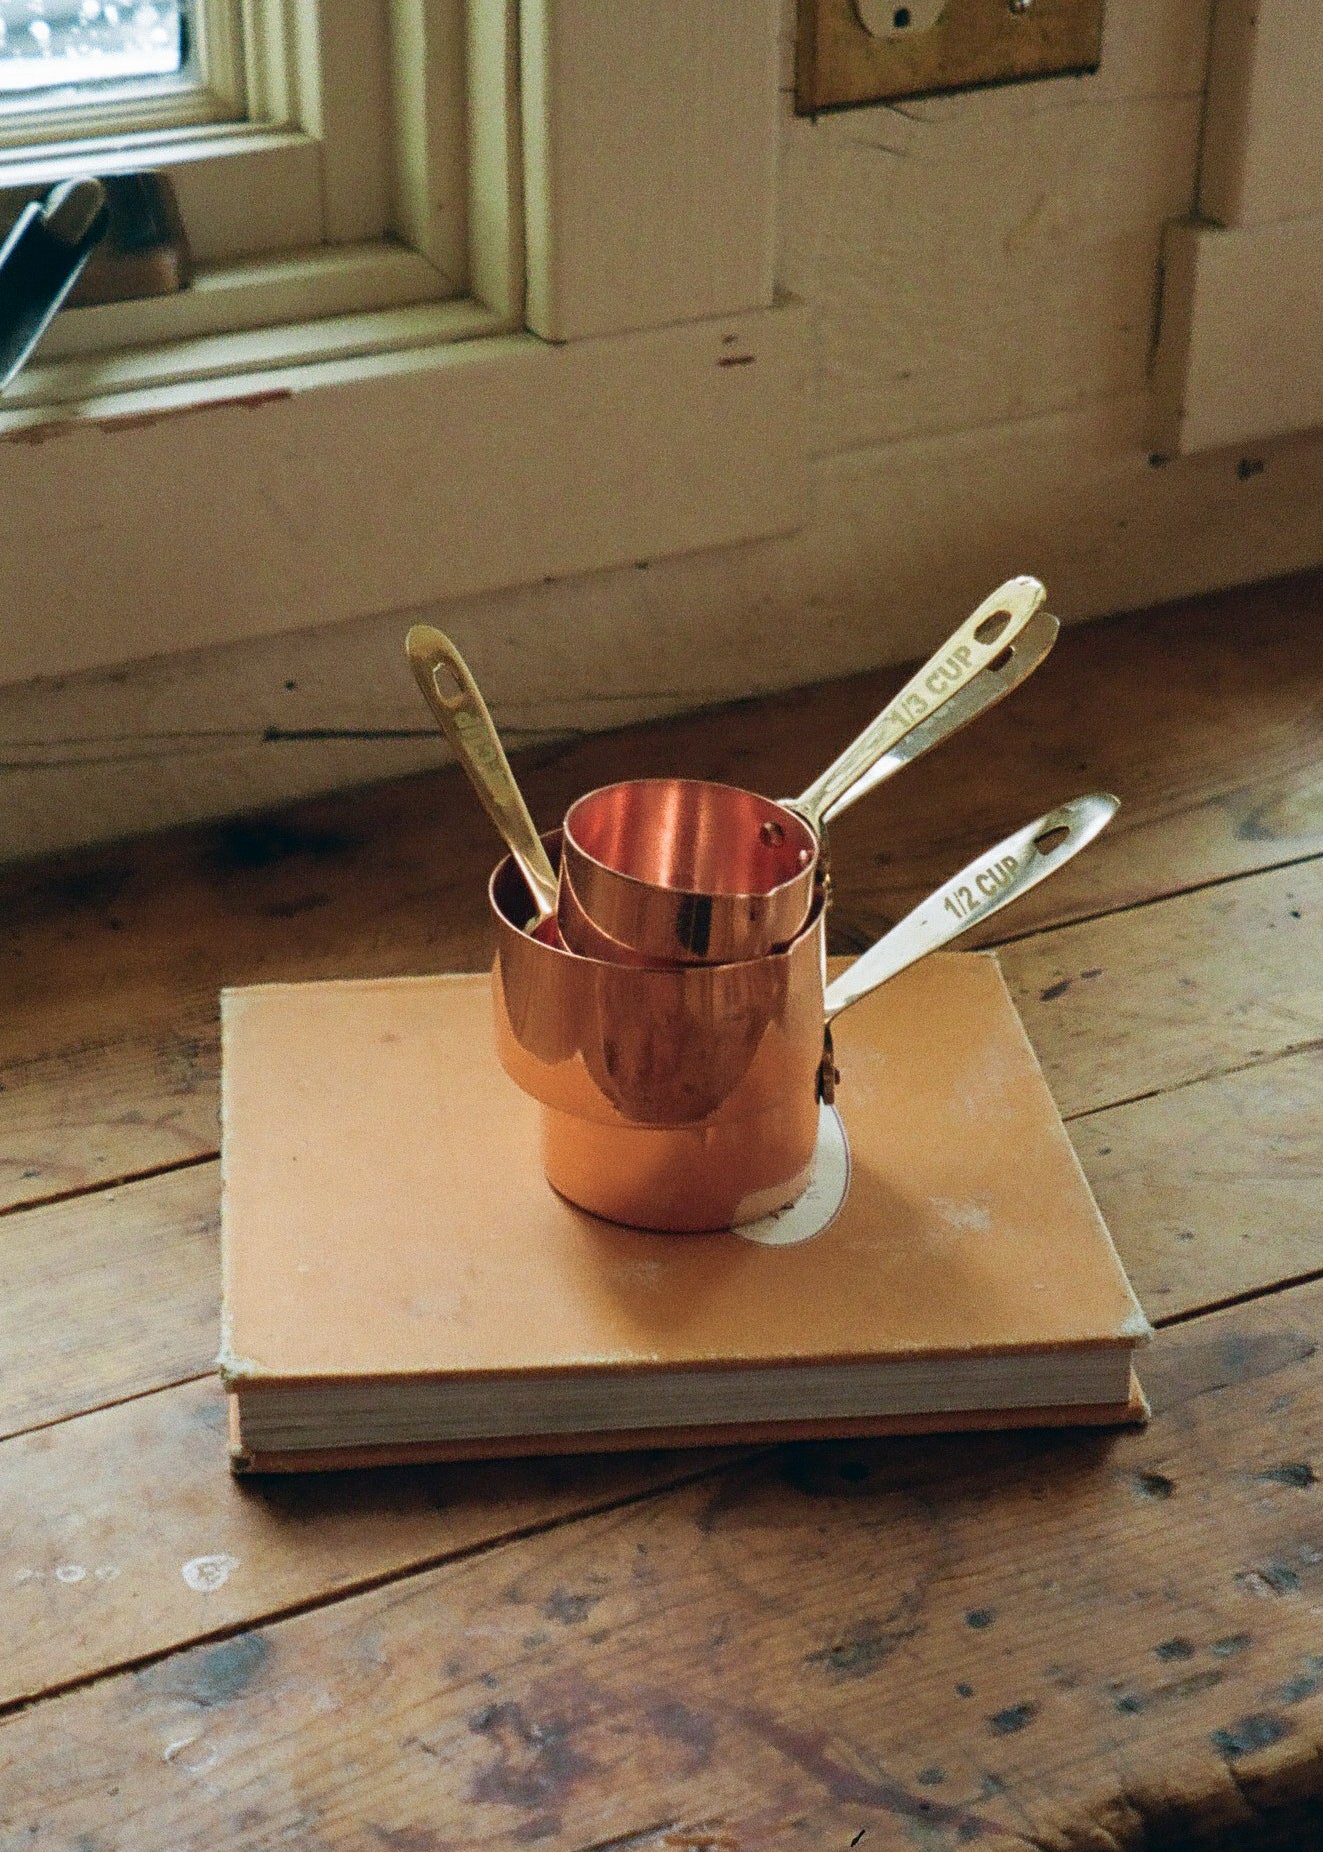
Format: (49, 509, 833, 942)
(2, 570, 1321, 1850)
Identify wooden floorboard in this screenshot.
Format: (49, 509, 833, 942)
(0, 1165, 217, 1439)
(2, 856, 1316, 1447)
(2, 572, 1320, 1847)
(4, 1277, 1322, 1851)
(0, 1376, 737, 1717)
(1, 574, 1320, 1211)
(993, 858, 1319, 1121)
(1077, 1048, 1323, 1323)
(1, 1029, 1316, 1728)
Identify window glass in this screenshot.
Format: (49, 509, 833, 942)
(0, 1, 188, 98)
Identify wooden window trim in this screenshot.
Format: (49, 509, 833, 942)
(1152, 0, 1323, 454)
(0, 0, 803, 686)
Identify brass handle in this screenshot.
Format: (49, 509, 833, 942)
(791, 576, 1047, 835)
(406, 625, 558, 921)
(823, 792, 1119, 1020)
(823, 606, 1059, 817)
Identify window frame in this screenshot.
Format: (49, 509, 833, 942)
(0, 0, 802, 688)
(2, 0, 501, 401)
(0, 0, 469, 286)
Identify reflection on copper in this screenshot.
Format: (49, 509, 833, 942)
(492, 838, 825, 1127)
(539, 1097, 821, 1233)
(554, 866, 672, 967)
(558, 778, 819, 965)
(491, 835, 840, 1232)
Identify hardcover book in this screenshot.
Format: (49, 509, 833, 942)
(219, 953, 1149, 1471)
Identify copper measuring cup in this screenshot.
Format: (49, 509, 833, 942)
(492, 834, 826, 1125)
(493, 794, 1118, 1230)
(557, 577, 1048, 966)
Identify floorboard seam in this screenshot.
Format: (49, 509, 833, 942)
(1154, 1266, 1323, 1331)
(562, 1822, 681, 1852)
(0, 1449, 769, 1728)
(977, 845, 1323, 952)
(0, 1151, 217, 1223)
(1062, 1036, 1323, 1124)
(0, 1370, 215, 1449)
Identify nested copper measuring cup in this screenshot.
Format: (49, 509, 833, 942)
(492, 834, 827, 1128)
(493, 795, 1118, 1231)
(557, 577, 1047, 966)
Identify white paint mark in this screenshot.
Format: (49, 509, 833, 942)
(94, 1563, 120, 1581)
(181, 1553, 239, 1593)
(163, 1737, 197, 1762)
(932, 1197, 992, 1234)
(54, 1563, 87, 1584)
(1238, 1570, 1278, 1599)
(739, 1107, 850, 1247)
(13, 1567, 42, 1585)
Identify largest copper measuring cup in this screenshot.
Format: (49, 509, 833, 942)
(493, 840, 828, 1229)
(493, 796, 1118, 1231)
(558, 577, 1048, 965)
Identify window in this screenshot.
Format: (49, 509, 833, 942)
(0, 2, 194, 104)
(1, 0, 492, 392)
(0, 1, 803, 689)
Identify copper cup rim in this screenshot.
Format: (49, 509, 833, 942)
(561, 777, 820, 908)
(490, 830, 826, 975)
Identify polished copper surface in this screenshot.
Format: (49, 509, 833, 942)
(539, 1097, 821, 1232)
(554, 864, 671, 966)
(558, 779, 819, 965)
(567, 778, 816, 893)
(493, 786, 1116, 1228)
(491, 834, 833, 1230)
(491, 840, 827, 1129)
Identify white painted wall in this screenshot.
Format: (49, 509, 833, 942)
(6, 0, 1322, 863)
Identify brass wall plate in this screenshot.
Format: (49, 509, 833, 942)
(796, 0, 1105, 114)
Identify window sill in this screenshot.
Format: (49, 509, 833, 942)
(2, 291, 497, 422)
(0, 295, 808, 686)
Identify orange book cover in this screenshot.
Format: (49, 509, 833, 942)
(219, 953, 1149, 1470)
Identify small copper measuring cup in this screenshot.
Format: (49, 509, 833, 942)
(557, 578, 1048, 966)
(493, 795, 1118, 1230)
